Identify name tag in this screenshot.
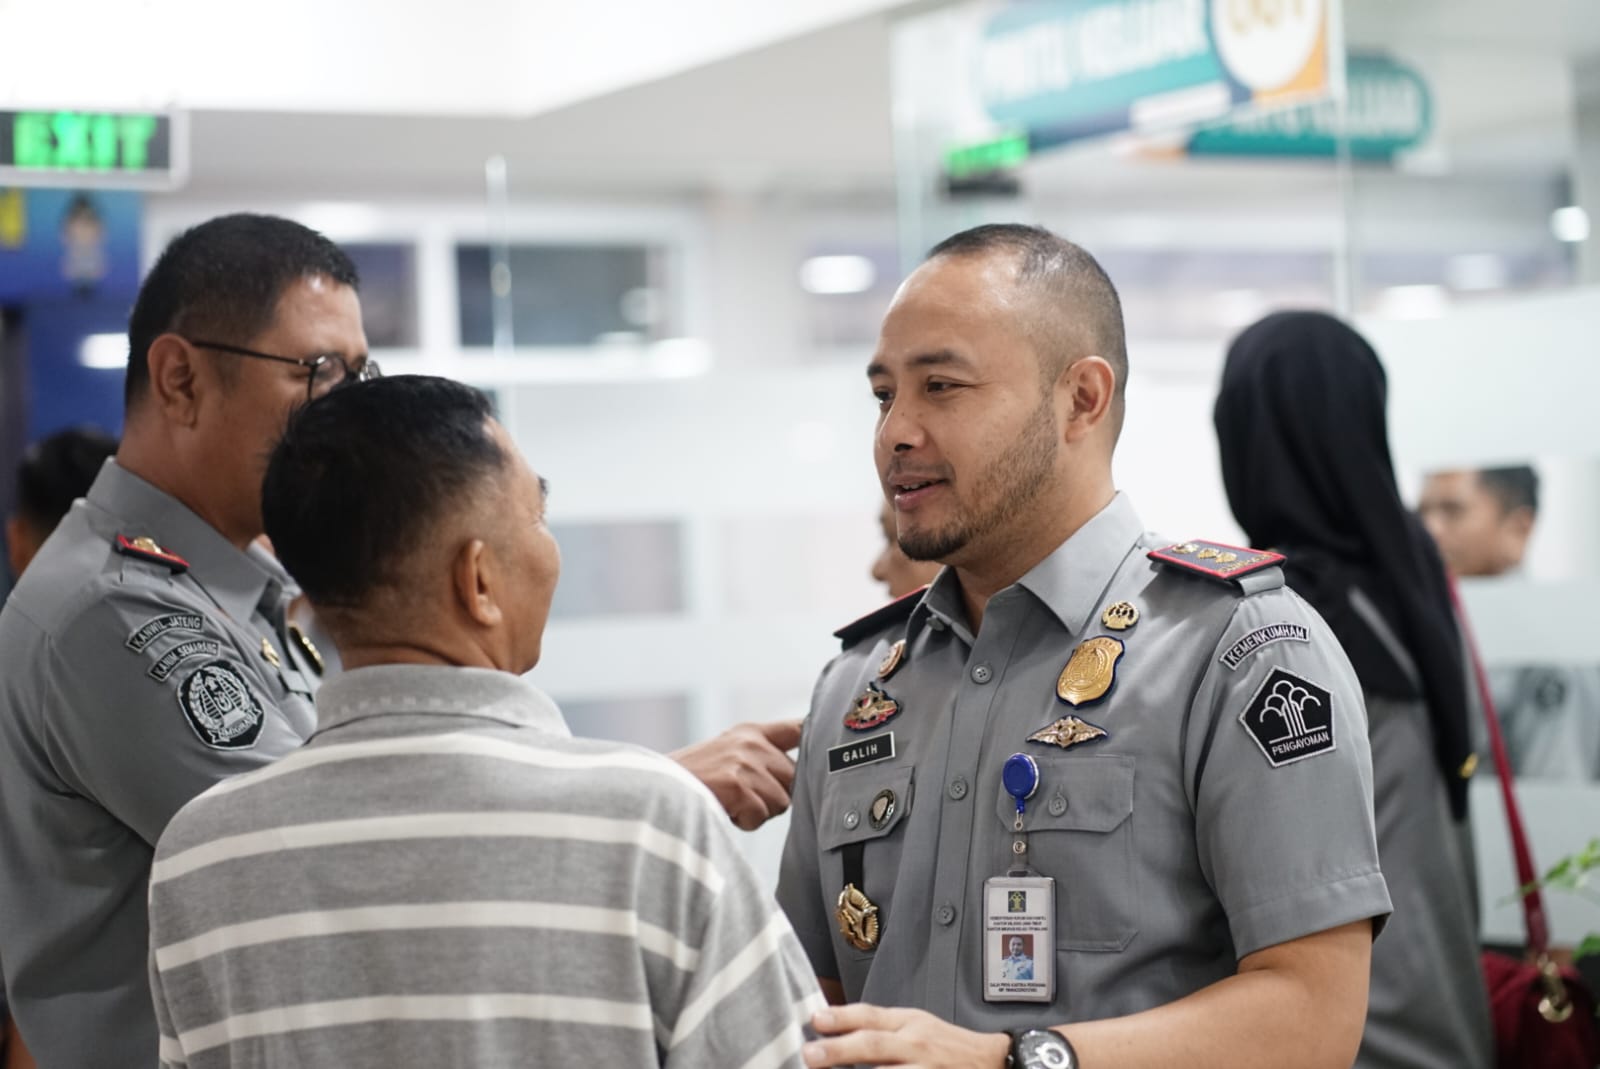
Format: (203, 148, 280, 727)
(828, 732, 895, 773)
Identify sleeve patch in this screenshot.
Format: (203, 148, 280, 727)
(1239, 668, 1335, 767)
(126, 613, 207, 652)
(1219, 624, 1310, 670)
(177, 662, 265, 750)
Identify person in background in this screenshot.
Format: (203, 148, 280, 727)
(870, 499, 940, 599)
(1214, 310, 1492, 1069)
(5, 426, 118, 581)
(1419, 465, 1599, 780)
(1418, 467, 1538, 580)
(0, 430, 112, 1069)
(150, 375, 823, 1067)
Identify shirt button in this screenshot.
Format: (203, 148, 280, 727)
(971, 663, 993, 684)
(936, 903, 956, 926)
(948, 776, 969, 800)
(1048, 794, 1067, 816)
(844, 809, 860, 830)
(928, 616, 948, 632)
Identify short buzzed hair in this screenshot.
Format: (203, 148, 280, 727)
(927, 223, 1128, 435)
(262, 376, 504, 613)
(1477, 466, 1539, 516)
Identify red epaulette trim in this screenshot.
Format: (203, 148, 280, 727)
(114, 534, 189, 575)
(1147, 540, 1283, 583)
(833, 586, 926, 647)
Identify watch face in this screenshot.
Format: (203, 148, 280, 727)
(1015, 1029, 1076, 1069)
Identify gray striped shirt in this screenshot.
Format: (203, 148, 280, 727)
(149, 665, 823, 1068)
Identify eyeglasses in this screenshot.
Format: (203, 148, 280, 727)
(185, 338, 381, 402)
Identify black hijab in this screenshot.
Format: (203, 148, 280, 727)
(1214, 311, 1471, 819)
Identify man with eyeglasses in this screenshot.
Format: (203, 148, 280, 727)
(0, 214, 375, 1069)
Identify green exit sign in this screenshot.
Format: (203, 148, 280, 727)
(0, 110, 184, 190)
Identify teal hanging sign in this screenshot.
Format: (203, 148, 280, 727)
(1186, 52, 1430, 159)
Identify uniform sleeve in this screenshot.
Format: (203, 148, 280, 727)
(1186, 585, 1393, 959)
(43, 584, 302, 846)
(662, 784, 824, 1069)
(775, 669, 841, 981)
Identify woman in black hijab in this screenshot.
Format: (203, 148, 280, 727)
(1215, 311, 1490, 1069)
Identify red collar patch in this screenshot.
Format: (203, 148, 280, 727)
(1148, 539, 1283, 583)
(114, 534, 190, 575)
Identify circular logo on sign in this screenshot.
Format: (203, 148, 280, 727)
(177, 661, 265, 750)
(1211, 0, 1325, 92)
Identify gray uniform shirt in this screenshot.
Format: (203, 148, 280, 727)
(777, 494, 1392, 1029)
(0, 460, 318, 1069)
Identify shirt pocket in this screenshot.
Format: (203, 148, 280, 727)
(817, 763, 915, 967)
(993, 754, 1137, 952)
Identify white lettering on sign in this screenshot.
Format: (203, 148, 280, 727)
(981, 0, 1210, 107)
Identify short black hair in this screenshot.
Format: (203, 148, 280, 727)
(927, 223, 1128, 430)
(262, 376, 505, 610)
(126, 213, 359, 408)
(14, 426, 118, 530)
(1477, 466, 1539, 516)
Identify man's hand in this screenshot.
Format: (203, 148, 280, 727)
(671, 719, 803, 830)
(802, 1005, 1009, 1069)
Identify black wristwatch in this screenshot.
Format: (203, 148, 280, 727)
(1006, 1027, 1078, 1069)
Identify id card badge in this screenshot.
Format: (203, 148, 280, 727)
(982, 874, 1055, 1003)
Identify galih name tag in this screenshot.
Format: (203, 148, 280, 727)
(983, 875, 1055, 1003)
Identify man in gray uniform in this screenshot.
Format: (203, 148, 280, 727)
(780, 225, 1391, 1069)
(0, 214, 373, 1069)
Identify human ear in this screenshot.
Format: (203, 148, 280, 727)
(452, 538, 504, 628)
(1060, 355, 1116, 443)
(144, 334, 202, 428)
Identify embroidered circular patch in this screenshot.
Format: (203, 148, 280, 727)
(177, 661, 265, 750)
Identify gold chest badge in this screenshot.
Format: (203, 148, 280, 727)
(836, 884, 881, 951)
(1056, 636, 1124, 707)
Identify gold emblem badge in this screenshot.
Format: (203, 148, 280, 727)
(289, 623, 325, 676)
(1459, 753, 1479, 779)
(1056, 636, 1123, 707)
(844, 686, 901, 732)
(877, 639, 906, 680)
(1027, 715, 1110, 751)
(1197, 547, 1220, 560)
(836, 883, 881, 951)
(131, 536, 164, 554)
(1215, 552, 1238, 564)
(1101, 601, 1139, 631)
(260, 637, 282, 668)
(1171, 542, 1199, 555)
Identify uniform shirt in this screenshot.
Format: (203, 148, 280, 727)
(149, 664, 825, 1069)
(777, 494, 1392, 1029)
(0, 461, 318, 1069)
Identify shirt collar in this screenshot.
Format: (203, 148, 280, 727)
(87, 460, 281, 624)
(907, 493, 1144, 643)
(313, 663, 572, 738)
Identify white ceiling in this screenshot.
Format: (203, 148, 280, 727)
(159, 0, 1600, 206)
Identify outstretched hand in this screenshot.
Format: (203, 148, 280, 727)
(672, 719, 803, 830)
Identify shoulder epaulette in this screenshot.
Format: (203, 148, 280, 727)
(1148, 540, 1283, 584)
(833, 587, 925, 648)
(114, 533, 189, 575)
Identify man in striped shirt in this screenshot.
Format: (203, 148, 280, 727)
(148, 375, 823, 1068)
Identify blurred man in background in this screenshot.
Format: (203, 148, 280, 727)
(1418, 467, 1538, 579)
(5, 426, 117, 581)
(1420, 465, 1599, 780)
